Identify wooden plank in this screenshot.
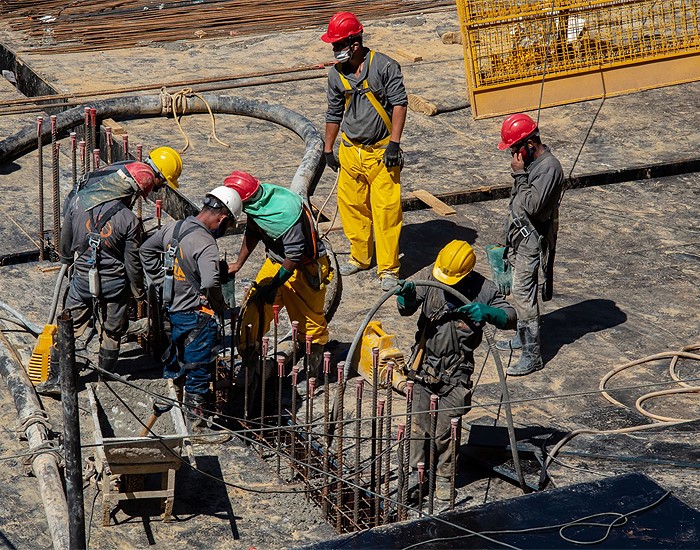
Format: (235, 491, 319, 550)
(394, 49, 423, 62)
(102, 118, 126, 135)
(411, 189, 457, 216)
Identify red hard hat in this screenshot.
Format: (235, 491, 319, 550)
(223, 170, 261, 202)
(321, 12, 363, 43)
(124, 161, 160, 198)
(498, 113, 538, 150)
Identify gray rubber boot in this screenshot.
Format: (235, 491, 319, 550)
(98, 348, 120, 381)
(36, 346, 61, 396)
(506, 320, 544, 376)
(496, 331, 522, 351)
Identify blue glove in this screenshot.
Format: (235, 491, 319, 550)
(457, 302, 508, 329)
(394, 279, 416, 309)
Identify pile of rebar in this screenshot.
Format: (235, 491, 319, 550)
(1, 0, 454, 54)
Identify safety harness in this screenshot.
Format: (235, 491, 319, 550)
(85, 202, 126, 298)
(337, 50, 392, 148)
(162, 220, 204, 307)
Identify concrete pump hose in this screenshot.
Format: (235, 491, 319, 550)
(0, 301, 42, 336)
(46, 263, 69, 325)
(341, 279, 529, 493)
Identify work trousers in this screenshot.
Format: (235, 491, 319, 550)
(163, 310, 218, 395)
(510, 233, 541, 322)
(65, 281, 128, 352)
(338, 140, 402, 277)
(410, 380, 471, 478)
(241, 256, 331, 347)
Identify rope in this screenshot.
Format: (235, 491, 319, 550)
(161, 87, 230, 153)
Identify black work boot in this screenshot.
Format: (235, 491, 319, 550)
(184, 392, 231, 444)
(98, 348, 120, 381)
(36, 346, 61, 397)
(506, 320, 544, 376)
(496, 331, 522, 351)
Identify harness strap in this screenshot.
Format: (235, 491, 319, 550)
(169, 220, 205, 290)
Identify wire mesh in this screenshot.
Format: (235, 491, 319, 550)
(458, 0, 700, 89)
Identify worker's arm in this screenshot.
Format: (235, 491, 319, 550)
(124, 216, 145, 300)
(139, 227, 165, 287)
(228, 231, 260, 276)
(324, 122, 341, 154)
(389, 105, 407, 144)
(59, 199, 75, 266)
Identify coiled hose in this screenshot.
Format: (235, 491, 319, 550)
(341, 279, 528, 493)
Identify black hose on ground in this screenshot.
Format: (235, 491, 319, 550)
(341, 279, 528, 494)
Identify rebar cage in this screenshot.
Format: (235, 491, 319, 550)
(456, 0, 700, 118)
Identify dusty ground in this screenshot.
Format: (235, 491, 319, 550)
(0, 6, 699, 550)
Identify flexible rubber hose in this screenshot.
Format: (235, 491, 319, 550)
(342, 279, 528, 493)
(46, 263, 69, 325)
(0, 301, 42, 336)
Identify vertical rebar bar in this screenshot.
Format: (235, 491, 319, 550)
(353, 378, 363, 528)
(291, 320, 299, 369)
(122, 134, 129, 160)
(375, 397, 385, 526)
(69, 132, 77, 193)
(89, 109, 97, 165)
(276, 355, 284, 477)
(450, 417, 459, 510)
(155, 199, 162, 229)
(83, 108, 90, 173)
(306, 377, 316, 498)
(417, 461, 425, 514)
(244, 324, 252, 421)
(105, 126, 113, 164)
(401, 380, 414, 520)
(322, 351, 331, 519)
(396, 422, 405, 521)
(335, 363, 345, 533)
(290, 365, 299, 478)
(92, 149, 100, 170)
(304, 334, 312, 426)
(79, 140, 86, 178)
(136, 143, 143, 162)
(370, 346, 379, 523)
(428, 394, 439, 515)
(50, 115, 60, 261)
(36, 116, 45, 261)
(383, 360, 393, 524)
(260, 336, 269, 428)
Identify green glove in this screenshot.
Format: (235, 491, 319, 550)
(394, 279, 417, 309)
(457, 302, 508, 329)
(253, 266, 293, 304)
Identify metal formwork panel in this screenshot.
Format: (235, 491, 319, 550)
(456, 0, 700, 118)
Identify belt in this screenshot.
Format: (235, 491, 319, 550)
(341, 132, 391, 152)
(195, 304, 215, 316)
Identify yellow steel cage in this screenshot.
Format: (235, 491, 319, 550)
(456, 0, 700, 118)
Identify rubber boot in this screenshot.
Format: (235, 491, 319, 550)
(36, 346, 61, 396)
(506, 320, 544, 376)
(184, 392, 231, 444)
(98, 348, 120, 381)
(496, 331, 522, 351)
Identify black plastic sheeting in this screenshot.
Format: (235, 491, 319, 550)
(302, 473, 700, 549)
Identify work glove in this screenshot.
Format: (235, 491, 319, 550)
(251, 266, 294, 305)
(383, 141, 403, 169)
(457, 302, 508, 329)
(394, 279, 417, 309)
(324, 151, 340, 172)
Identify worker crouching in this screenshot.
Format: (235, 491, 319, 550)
(394, 241, 516, 501)
(140, 186, 242, 439)
(225, 171, 332, 399)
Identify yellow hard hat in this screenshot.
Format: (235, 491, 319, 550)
(148, 146, 182, 189)
(433, 240, 476, 285)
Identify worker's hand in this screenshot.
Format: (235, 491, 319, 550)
(393, 279, 415, 297)
(325, 151, 340, 172)
(383, 141, 403, 168)
(457, 302, 508, 329)
(228, 261, 241, 276)
(511, 152, 525, 172)
(251, 282, 278, 305)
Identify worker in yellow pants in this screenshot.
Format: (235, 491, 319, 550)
(337, 139, 402, 282)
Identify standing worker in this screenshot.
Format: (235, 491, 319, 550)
(36, 147, 183, 395)
(140, 186, 242, 435)
(394, 240, 516, 500)
(496, 114, 564, 376)
(321, 11, 408, 291)
(225, 171, 331, 395)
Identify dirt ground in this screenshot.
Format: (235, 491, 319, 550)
(0, 6, 699, 550)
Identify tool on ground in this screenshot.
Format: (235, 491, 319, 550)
(27, 324, 57, 384)
(139, 398, 174, 437)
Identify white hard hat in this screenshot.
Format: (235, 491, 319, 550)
(206, 186, 243, 220)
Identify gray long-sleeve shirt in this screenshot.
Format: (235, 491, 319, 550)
(326, 50, 408, 145)
(140, 216, 224, 313)
(60, 195, 144, 301)
(399, 268, 516, 383)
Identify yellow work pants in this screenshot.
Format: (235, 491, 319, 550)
(241, 256, 331, 347)
(338, 140, 402, 276)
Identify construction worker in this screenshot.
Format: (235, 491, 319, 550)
(36, 147, 182, 396)
(225, 171, 331, 395)
(321, 11, 408, 292)
(140, 186, 242, 435)
(495, 114, 564, 376)
(394, 240, 516, 501)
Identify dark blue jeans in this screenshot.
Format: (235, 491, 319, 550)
(163, 311, 218, 395)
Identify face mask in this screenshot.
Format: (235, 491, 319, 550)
(211, 217, 230, 239)
(334, 46, 351, 63)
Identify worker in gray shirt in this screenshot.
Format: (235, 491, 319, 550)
(140, 186, 242, 434)
(321, 11, 408, 292)
(496, 114, 564, 376)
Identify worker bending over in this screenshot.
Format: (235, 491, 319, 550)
(225, 171, 331, 396)
(394, 240, 516, 500)
(496, 114, 564, 376)
(140, 186, 242, 436)
(321, 11, 408, 291)
(37, 147, 182, 395)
